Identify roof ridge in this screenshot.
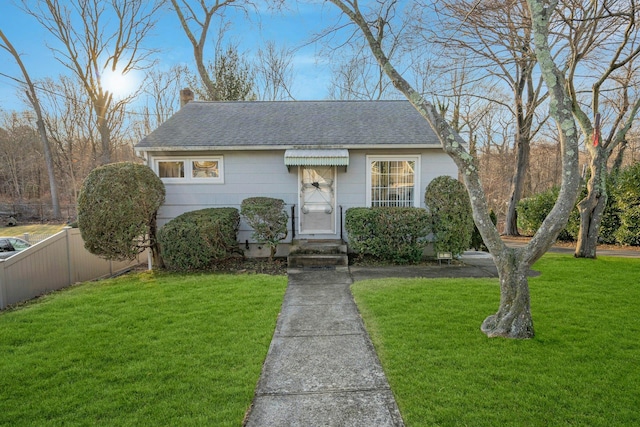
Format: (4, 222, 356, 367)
(186, 99, 411, 105)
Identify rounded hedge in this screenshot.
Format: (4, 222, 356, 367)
(345, 207, 430, 264)
(240, 197, 288, 259)
(158, 208, 240, 271)
(77, 162, 165, 261)
(615, 162, 640, 246)
(517, 186, 563, 237)
(424, 176, 473, 256)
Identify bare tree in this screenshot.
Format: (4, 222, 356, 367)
(561, 0, 640, 258)
(255, 41, 296, 101)
(21, 0, 160, 165)
(169, 0, 247, 101)
(427, 60, 501, 158)
(0, 29, 61, 218)
(327, 0, 582, 339)
(38, 76, 96, 204)
(328, 50, 398, 100)
(133, 65, 189, 141)
(323, 1, 407, 101)
(0, 112, 45, 202)
(425, 0, 550, 236)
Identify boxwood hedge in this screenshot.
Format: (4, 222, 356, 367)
(345, 207, 431, 264)
(158, 208, 240, 271)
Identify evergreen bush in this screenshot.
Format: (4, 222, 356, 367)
(517, 186, 573, 241)
(614, 162, 640, 246)
(158, 208, 240, 271)
(77, 162, 165, 263)
(240, 197, 288, 260)
(345, 207, 430, 264)
(520, 175, 621, 244)
(424, 176, 473, 256)
(517, 187, 560, 237)
(471, 210, 496, 251)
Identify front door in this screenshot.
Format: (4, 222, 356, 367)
(299, 166, 336, 235)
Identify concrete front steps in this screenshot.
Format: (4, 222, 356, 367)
(287, 239, 349, 268)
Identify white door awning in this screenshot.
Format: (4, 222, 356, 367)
(284, 149, 349, 168)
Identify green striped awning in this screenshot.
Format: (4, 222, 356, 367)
(284, 149, 349, 166)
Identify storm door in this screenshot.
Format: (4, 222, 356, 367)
(299, 166, 336, 235)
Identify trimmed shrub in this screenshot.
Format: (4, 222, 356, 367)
(598, 183, 622, 245)
(345, 207, 431, 264)
(520, 175, 621, 243)
(562, 187, 584, 242)
(614, 162, 640, 246)
(517, 186, 573, 241)
(158, 208, 240, 271)
(241, 197, 288, 259)
(424, 176, 473, 256)
(77, 162, 165, 262)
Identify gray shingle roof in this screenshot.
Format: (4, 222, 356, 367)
(135, 100, 442, 150)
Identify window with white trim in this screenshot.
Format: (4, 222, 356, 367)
(366, 156, 420, 207)
(156, 157, 224, 183)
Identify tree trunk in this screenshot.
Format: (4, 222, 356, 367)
(99, 125, 111, 165)
(481, 249, 534, 338)
(575, 194, 606, 258)
(195, 46, 218, 101)
(575, 153, 607, 258)
(34, 115, 61, 219)
(503, 109, 532, 236)
(0, 30, 61, 219)
(149, 213, 164, 269)
(611, 139, 627, 172)
(97, 109, 112, 165)
(503, 184, 522, 236)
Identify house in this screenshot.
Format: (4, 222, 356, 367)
(134, 100, 458, 256)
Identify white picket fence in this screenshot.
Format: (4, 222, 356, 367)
(0, 227, 148, 310)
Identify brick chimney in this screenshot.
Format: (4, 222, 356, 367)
(180, 88, 194, 108)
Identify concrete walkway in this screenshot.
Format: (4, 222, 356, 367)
(244, 266, 404, 427)
(245, 245, 640, 425)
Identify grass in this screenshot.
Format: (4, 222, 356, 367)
(0, 223, 67, 237)
(0, 271, 287, 426)
(352, 254, 640, 426)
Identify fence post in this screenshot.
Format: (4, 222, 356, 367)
(0, 260, 7, 310)
(23, 233, 30, 243)
(65, 227, 74, 286)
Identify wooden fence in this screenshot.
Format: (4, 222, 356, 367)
(0, 228, 147, 310)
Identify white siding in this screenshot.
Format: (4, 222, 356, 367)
(149, 148, 457, 242)
(156, 151, 298, 242)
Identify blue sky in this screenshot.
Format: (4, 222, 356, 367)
(0, 1, 345, 112)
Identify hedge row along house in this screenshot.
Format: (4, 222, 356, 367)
(134, 99, 458, 257)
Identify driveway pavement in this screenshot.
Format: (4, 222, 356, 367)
(501, 236, 640, 258)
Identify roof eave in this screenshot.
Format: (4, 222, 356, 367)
(135, 143, 445, 153)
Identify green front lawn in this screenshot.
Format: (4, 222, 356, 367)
(352, 254, 640, 426)
(0, 223, 67, 237)
(0, 272, 287, 426)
